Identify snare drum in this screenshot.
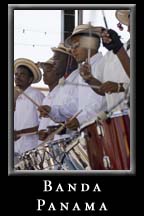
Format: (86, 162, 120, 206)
(14, 137, 74, 170)
(64, 132, 91, 170)
(81, 110, 130, 170)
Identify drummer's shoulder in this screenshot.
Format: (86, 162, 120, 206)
(29, 86, 45, 97)
(66, 68, 79, 82)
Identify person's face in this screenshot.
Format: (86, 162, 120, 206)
(70, 35, 88, 63)
(42, 64, 58, 85)
(14, 66, 33, 90)
(52, 51, 68, 77)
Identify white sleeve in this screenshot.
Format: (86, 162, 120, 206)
(92, 55, 107, 82)
(48, 97, 78, 122)
(77, 95, 107, 126)
(33, 91, 45, 123)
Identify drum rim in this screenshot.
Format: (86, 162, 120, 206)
(80, 108, 129, 130)
(110, 109, 129, 118)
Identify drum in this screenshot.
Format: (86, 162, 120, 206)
(64, 132, 91, 170)
(14, 132, 87, 170)
(14, 152, 21, 165)
(14, 137, 74, 170)
(81, 110, 130, 170)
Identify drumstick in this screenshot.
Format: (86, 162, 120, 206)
(16, 87, 40, 108)
(38, 109, 83, 147)
(65, 109, 83, 124)
(16, 131, 38, 138)
(15, 87, 58, 123)
(88, 21, 92, 64)
(102, 10, 108, 29)
(97, 94, 130, 121)
(59, 78, 100, 90)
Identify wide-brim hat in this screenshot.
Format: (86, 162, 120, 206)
(51, 43, 72, 56)
(64, 24, 104, 47)
(14, 58, 42, 83)
(115, 10, 130, 26)
(37, 58, 55, 67)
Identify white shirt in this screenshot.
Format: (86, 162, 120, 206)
(14, 86, 45, 154)
(49, 52, 107, 126)
(96, 43, 130, 112)
(38, 84, 73, 142)
(38, 86, 59, 131)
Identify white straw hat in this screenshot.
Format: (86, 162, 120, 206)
(14, 58, 42, 83)
(37, 58, 55, 69)
(51, 43, 72, 55)
(115, 10, 130, 26)
(64, 24, 103, 47)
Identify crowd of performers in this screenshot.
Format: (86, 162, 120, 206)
(14, 10, 130, 170)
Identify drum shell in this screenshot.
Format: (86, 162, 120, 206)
(82, 113, 130, 170)
(65, 135, 91, 170)
(14, 133, 88, 170)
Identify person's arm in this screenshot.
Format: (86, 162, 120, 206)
(102, 29, 130, 78)
(98, 81, 129, 94)
(79, 62, 105, 96)
(77, 97, 107, 127)
(86, 77, 105, 96)
(116, 46, 130, 78)
(48, 98, 78, 122)
(38, 96, 78, 123)
(33, 91, 45, 121)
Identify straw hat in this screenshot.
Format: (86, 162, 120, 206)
(115, 10, 130, 26)
(64, 24, 103, 47)
(14, 58, 42, 83)
(51, 43, 72, 56)
(45, 58, 55, 64)
(37, 58, 56, 72)
(37, 57, 55, 66)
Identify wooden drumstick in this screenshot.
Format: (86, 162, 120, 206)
(15, 87, 58, 123)
(16, 87, 40, 108)
(38, 109, 83, 147)
(66, 109, 83, 124)
(59, 77, 100, 90)
(102, 10, 108, 29)
(88, 21, 92, 64)
(16, 131, 38, 138)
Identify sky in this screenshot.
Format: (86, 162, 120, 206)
(14, 10, 130, 88)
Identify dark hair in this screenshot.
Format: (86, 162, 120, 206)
(17, 65, 34, 78)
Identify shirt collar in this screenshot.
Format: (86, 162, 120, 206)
(47, 84, 60, 98)
(24, 86, 32, 94)
(17, 86, 32, 99)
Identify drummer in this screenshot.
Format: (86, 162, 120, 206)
(14, 58, 45, 155)
(38, 24, 107, 130)
(38, 43, 78, 143)
(38, 44, 88, 170)
(80, 10, 130, 113)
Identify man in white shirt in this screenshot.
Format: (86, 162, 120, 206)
(38, 46, 85, 170)
(14, 58, 45, 155)
(38, 43, 78, 142)
(65, 24, 107, 129)
(39, 24, 107, 130)
(80, 10, 130, 112)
